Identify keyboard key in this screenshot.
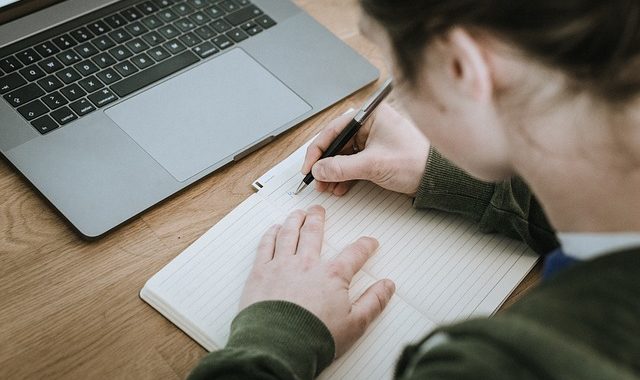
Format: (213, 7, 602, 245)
(125, 38, 149, 54)
(96, 68, 122, 85)
(172, 2, 193, 16)
(60, 83, 87, 101)
(187, 0, 207, 9)
(114, 61, 139, 77)
(92, 35, 116, 51)
(4, 83, 45, 107)
(105, 13, 128, 29)
(56, 50, 81, 65)
(164, 39, 186, 54)
(0, 72, 27, 93)
(255, 15, 276, 29)
(69, 98, 96, 116)
(0, 56, 23, 73)
(50, 106, 78, 125)
(244, 24, 262, 36)
(56, 67, 82, 84)
(111, 50, 198, 97)
(204, 5, 223, 19)
(175, 18, 196, 32)
(236, 0, 250, 6)
(158, 8, 179, 23)
(121, 7, 144, 22)
(192, 41, 219, 58)
(138, 1, 159, 14)
(148, 46, 171, 62)
(37, 76, 64, 92)
(158, 25, 180, 39)
(88, 88, 117, 107)
(92, 52, 117, 68)
(226, 28, 248, 42)
(210, 19, 232, 33)
(19, 65, 46, 81)
(130, 53, 154, 69)
(153, 0, 174, 8)
(16, 48, 42, 65)
(124, 22, 148, 36)
(87, 20, 111, 36)
(109, 29, 133, 43)
(78, 76, 104, 93)
(141, 15, 164, 29)
(17, 99, 48, 120)
(109, 46, 133, 61)
(52, 34, 78, 50)
(194, 25, 215, 40)
(190, 11, 211, 25)
(70, 27, 95, 43)
(212, 35, 233, 50)
(38, 57, 64, 73)
(224, 5, 262, 26)
(142, 31, 165, 46)
(34, 42, 60, 58)
(74, 60, 100, 76)
(75, 42, 99, 58)
(41, 91, 68, 109)
(218, 0, 239, 13)
(31, 115, 59, 134)
(178, 32, 201, 47)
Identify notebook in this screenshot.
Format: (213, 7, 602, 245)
(140, 138, 538, 379)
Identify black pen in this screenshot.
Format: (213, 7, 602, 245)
(294, 78, 393, 195)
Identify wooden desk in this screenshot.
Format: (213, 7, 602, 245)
(0, 1, 540, 378)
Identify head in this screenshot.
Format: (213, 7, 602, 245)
(359, 0, 640, 182)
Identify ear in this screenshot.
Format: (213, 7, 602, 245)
(444, 27, 493, 103)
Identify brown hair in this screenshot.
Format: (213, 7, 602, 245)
(360, 0, 640, 102)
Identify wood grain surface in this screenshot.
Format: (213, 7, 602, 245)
(0, 1, 540, 378)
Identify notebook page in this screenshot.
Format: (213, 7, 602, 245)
(259, 163, 538, 324)
(142, 191, 434, 379)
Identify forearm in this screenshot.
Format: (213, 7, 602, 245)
(414, 148, 558, 254)
(188, 301, 334, 380)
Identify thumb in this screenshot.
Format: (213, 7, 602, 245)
(312, 152, 373, 183)
(350, 279, 395, 335)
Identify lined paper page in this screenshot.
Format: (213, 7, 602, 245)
(142, 156, 537, 379)
(259, 164, 537, 324)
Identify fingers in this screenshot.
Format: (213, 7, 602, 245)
(296, 206, 326, 258)
(350, 279, 395, 333)
(255, 224, 281, 264)
(311, 153, 373, 183)
(302, 112, 357, 175)
(274, 210, 306, 257)
(330, 237, 379, 280)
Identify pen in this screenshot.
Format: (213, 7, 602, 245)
(294, 78, 393, 195)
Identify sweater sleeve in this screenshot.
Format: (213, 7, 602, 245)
(413, 148, 558, 255)
(188, 301, 335, 380)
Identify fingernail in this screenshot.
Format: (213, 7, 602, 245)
(384, 279, 396, 294)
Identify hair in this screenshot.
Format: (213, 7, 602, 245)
(360, 0, 640, 103)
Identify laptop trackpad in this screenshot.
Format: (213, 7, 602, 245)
(105, 49, 311, 182)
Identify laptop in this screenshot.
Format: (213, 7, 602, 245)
(0, 0, 378, 238)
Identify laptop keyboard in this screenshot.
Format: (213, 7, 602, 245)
(0, 0, 276, 134)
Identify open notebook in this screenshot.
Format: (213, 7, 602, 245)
(141, 141, 538, 379)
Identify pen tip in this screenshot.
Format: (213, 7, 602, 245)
(294, 182, 307, 195)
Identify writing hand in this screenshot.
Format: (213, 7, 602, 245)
(302, 103, 430, 196)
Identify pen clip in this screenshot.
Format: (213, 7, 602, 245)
(354, 78, 393, 123)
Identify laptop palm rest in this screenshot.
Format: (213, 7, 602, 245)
(105, 49, 311, 182)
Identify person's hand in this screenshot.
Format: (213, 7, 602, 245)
(302, 103, 430, 197)
(239, 205, 395, 357)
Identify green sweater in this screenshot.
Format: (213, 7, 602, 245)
(188, 149, 640, 379)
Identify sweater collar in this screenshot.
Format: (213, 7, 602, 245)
(558, 233, 640, 261)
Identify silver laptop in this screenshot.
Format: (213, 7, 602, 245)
(0, 0, 378, 238)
